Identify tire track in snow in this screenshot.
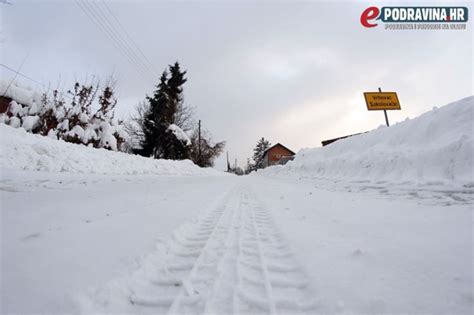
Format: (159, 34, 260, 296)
(87, 184, 317, 314)
(127, 189, 236, 311)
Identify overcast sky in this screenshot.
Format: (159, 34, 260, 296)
(1, 0, 473, 169)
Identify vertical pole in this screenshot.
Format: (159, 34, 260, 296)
(383, 110, 390, 127)
(198, 120, 201, 165)
(226, 151, 230, 172)
(379, 87, 390, 127)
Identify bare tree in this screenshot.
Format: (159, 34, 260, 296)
(124, 100, 149, 152)
(189, 127, 225, 167)
(174, 100, 195, 132)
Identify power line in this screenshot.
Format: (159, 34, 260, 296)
(75, 0, 156, 84)
(100, 0, 159, 77)
(2, 54, 29, 97)
(0, 63, 73, 100)
(75, 0, 152, 84)
(78, 0, 153, 83)
(0, 63, 42, 86)
(85, 0, 154, 79)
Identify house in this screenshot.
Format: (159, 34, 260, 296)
(262, 143, 295, 168)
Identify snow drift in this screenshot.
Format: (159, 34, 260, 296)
(0, 124, 223, 176)
(0, 79, 41, 108)
(260, 96, 473, 185)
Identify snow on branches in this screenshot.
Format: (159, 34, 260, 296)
(0, 79, 126, 152)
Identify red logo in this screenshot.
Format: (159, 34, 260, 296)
(361, 6, 380, 28)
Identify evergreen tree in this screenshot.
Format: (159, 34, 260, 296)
(252, 137, 271, 170)
(167, 62, 187, 123)
(140, 71, 169, 158)
(165, 123, 190, 160)
(163, 62, 190, 160)
(139, 62, 190, 160)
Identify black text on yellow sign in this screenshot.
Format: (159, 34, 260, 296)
(364, 92, 401, 111)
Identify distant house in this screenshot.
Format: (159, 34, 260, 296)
(262, 143, 295, 168)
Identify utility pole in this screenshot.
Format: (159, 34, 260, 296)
(226, 151, 230, 172)
(198, 120, 201, 166)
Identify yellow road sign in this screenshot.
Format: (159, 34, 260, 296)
(364, 92, 401, 111)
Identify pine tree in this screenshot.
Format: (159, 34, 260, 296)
(167, 62, 187, 123)
(252, 137, 271, 170)
(164, 62, 191, 160)
(140, 71, 169, 158)
(139, 63, 190, 160)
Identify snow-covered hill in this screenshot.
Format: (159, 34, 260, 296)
(260, 96, 473, 185)
(0, 124, 223, 176)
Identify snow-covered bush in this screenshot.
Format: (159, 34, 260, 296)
(21, 115, 40, 131)
(0, 79, 127, 152)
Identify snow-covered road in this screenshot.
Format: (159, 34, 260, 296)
(1, 171, 472, 314)
(125, 184, 316, 314)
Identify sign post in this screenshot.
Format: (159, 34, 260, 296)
(363, 88, 401, 127)
(379, 88, 390, 126)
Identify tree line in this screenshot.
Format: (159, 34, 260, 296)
(228, 137, 271, 175)
(126, 62, 224, 167)
(0, 62, 224, 167)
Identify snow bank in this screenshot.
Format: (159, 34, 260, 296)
(0, 124, 224, 176)
(260, 96, 473, 185)
(0, 79, 41, 107)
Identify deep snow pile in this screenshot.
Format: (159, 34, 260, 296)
(0, 124, 223, 176)
(0, 79, 41, 107)
(261, 96, 473, 185)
